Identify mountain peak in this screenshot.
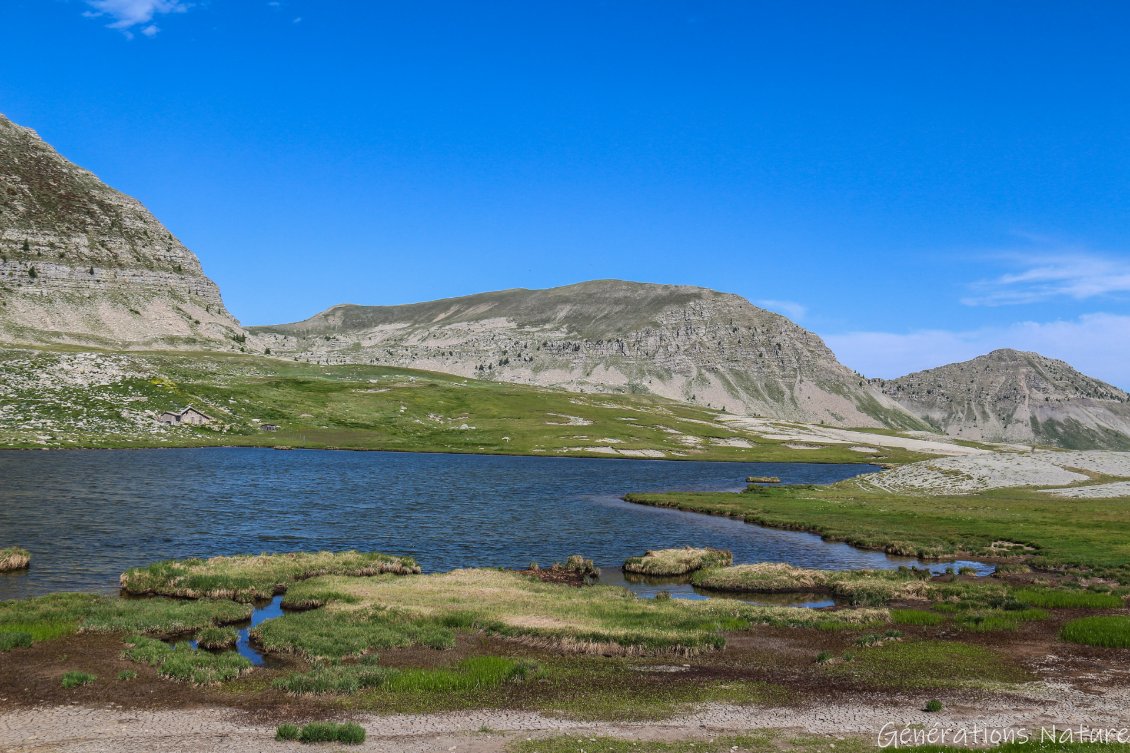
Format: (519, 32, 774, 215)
(0, 114, 242, 348)
(883, 349, 1130, 449)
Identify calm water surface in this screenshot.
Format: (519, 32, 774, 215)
(0, 448, 982, 601)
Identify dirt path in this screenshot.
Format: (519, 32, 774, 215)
(5, 682, 1130, 753)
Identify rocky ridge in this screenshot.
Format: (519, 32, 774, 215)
(252, 280, 927, 429)
(879, 349, 1130, 449)
(0, 113, 241, 348)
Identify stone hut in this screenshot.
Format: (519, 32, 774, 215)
(158, 406, 214, 426)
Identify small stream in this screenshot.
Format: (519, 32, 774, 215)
(186, 595, 283, 666)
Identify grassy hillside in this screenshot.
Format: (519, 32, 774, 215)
(0, 346, 928, 463)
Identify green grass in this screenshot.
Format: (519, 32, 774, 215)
(61, 671, 95, 689)
(1014, 587, 1124, 609)
(622, 547, 732, 576)
(1060, 616, 1130, 647)
(275, 723, 301, 741)
(0, 545, 30, 571)
(195, 625, 239, 649)
(0, 631, 33, 651)
(273, 655, 538, 695)
(625, 483, 1130, 578)
(957, 608, 1048, 632)
(822, 640, 1032, 688)
(0, 591, 250, 643)
(123, 635, 253, 684)
(0, 346, 930, 464)
(294, 721, 366, 745)
(891, 608, 946, 626)
(252, 606, 455, 660)
(120, 550, 420, 601)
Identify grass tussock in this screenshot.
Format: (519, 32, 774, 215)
(0, 546, 30, 571)
(0, 631, 33, 651)
(276, 721, 365, 744)
(120, 550, 421, 602)
(195, 625, 239, 649)
(1060, 616, 1130, 648)
(61, 671, 96, 689)
(123, 635, 253, 684)
(276, 569, 886, 656)
(622, 547, 732, 576)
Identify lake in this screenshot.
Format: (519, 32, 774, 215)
(0, 448, 983, 601)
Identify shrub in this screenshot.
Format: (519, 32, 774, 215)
(61, 671, 96, 689)
(924, 699, 944, 712)
(1061, 616, 1130, 648)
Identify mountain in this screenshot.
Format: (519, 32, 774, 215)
(880, 349, 1130, 449)
(0, 114, 241, 348)
(252, 280, 926, 429)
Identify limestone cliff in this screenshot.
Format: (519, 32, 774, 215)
(253, 280, 926, 429)
(0, 114, 241, 348)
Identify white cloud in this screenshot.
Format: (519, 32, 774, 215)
(823, 313, 1130, 390)
(755, 299, 807, 321)
(84, 0, 189, 36)
(963, 253, 1130, 306)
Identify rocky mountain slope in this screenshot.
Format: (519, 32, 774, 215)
(0, 114, 241, 348)
(879, 349, 1130, 449)
(252, 280, 927, 429)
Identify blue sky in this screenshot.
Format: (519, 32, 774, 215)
(2, 1, 1129, 387)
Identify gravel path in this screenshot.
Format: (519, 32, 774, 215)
(5, 681, 1130, 753)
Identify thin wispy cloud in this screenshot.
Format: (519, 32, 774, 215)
(963, 252, 1130, 307)
(824, 313, 1130, 389)
(755, 299, 807, 321)
(83, 0, 190, 37)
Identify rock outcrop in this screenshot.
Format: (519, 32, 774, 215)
(253, 280, 927, 429)
(880, 349, 1130, 449)
(0, 114, 242, 348)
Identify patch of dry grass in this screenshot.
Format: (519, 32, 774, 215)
(0, 546, 30, 572)
(280, 568, 886, 655)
